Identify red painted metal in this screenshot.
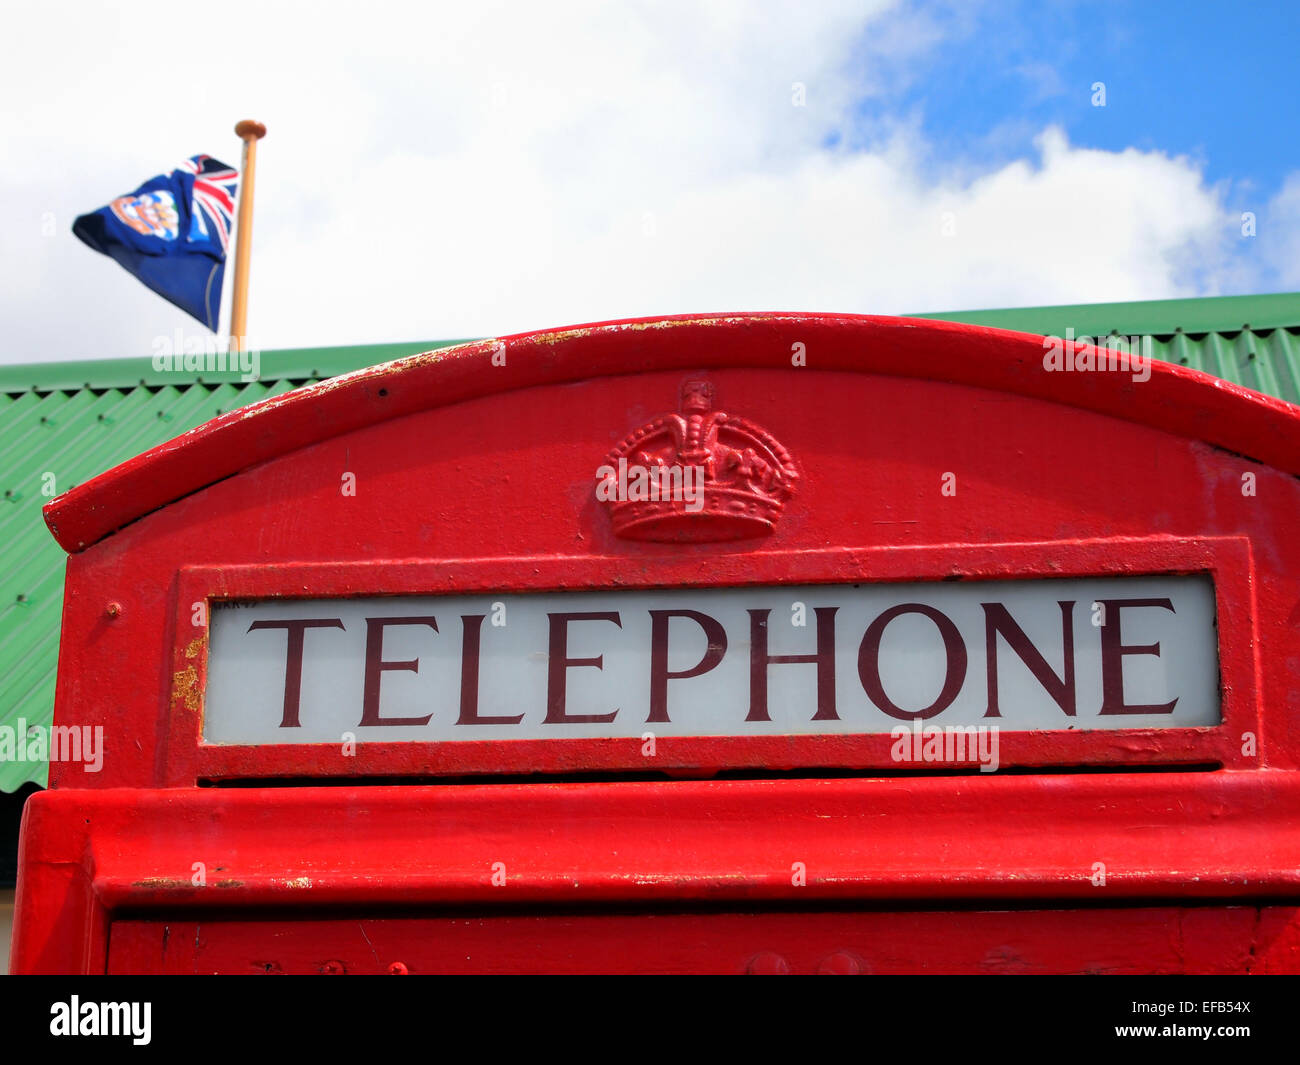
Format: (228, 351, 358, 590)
(107, 908, 1300, 975)
(13, 313, 1300, 974)
(172, 537, 1257, 782)
(41, 313, 1300, 553)
(16, 780, 1300, 973)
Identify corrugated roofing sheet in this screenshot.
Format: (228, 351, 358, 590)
(0, 340, 463, 792)
(910, 291, 1300, 405)
(2, 295, 1299, 790)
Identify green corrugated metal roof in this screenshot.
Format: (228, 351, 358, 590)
(908, 290, 1300, 339)
(909, 292, 1300, 405)
(3, 293, 1300, 790)
(0, 338, 456, 395)
(0, 339, 469, 792)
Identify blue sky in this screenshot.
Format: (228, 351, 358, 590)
(857, 0, 1298, 199)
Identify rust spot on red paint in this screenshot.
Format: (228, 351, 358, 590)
(130, 876, 243, 890)
(171, 666, 199, 712)
(170, 636, 206, 713)
(131, 877, 193, 891)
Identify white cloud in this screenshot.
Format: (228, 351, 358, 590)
(0, 0, 1291, 364)
(1260, 174, 1300, 290)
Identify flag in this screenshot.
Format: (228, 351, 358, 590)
(73, 155, 239, 331)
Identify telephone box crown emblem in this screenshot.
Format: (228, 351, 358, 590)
(598, 380, 798, 542)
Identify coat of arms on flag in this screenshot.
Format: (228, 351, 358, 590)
(73, 155, 239, 331)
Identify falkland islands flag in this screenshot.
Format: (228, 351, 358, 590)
(73, 155, 239, 330)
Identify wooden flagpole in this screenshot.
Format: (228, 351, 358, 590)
(229, 119, 267, 353)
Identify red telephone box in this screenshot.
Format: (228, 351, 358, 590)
(12, 313, 1300, 974)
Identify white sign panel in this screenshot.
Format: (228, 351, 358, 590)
(203, 577, 1219, 744)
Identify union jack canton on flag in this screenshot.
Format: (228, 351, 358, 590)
(73, 155, 239, 331)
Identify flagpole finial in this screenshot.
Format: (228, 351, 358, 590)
(235, 120, 267, 141)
